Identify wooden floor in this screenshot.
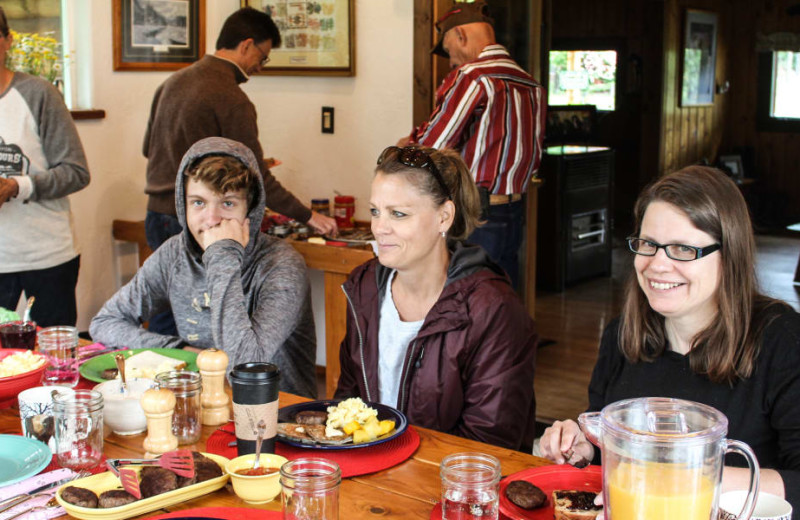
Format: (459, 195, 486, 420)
(533, 233, 800, 425)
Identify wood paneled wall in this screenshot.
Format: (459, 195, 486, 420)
(550, 0, 665, 228)
(726, 0, 800, 222)
(658, 0, 731, 176)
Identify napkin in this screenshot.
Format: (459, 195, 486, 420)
(0, 469, 77, 520)
(0, 469, 74, 501)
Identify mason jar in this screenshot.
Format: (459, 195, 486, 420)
(440, 452, 501, 520)
(280, 458, 341, 520)
(155, 370, 202, 445)
(53, 389, 104, 470)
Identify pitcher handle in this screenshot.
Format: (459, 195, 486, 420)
(725, 439, 760, 520)
(577, 412, 602, 447)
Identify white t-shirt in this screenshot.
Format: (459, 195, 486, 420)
(378, 271, 424, 407)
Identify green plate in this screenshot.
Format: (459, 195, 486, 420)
(0, 434, 51, 486)
(79, 348, 199, 383)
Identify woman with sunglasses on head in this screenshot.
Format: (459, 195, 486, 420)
(539, 166, 800, 505)
(334, 145, 538, 451)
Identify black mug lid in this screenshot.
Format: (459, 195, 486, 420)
(230, 362, 280, 382)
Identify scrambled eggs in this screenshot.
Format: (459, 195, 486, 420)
(0, 350, 46, 378)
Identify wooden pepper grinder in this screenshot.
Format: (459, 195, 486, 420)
(140, 387, 178, 456)
(197, 348, 230, 425)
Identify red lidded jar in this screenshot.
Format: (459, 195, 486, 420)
(333, 196, 355, 229)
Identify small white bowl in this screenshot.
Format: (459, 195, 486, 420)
(93, 378, 153, 435)
(720, 490, 793, 520)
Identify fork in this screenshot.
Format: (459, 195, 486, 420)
(3, 498, 61, 520)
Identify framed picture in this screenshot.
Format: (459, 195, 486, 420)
(680, 9, 717, 107)
(545, 105, 597, 144)
(719, 154, 744, 181)
(241, 0, 355, 76)
(113, 0, 206, 71)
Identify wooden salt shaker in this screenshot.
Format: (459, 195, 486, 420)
(140, 387, 178, 456)
(197, 348, 230, 425)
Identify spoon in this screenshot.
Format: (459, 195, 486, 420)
(252, 420, 266, 470)
(22, 296, 34, 323)
(115, 353, 127, 394)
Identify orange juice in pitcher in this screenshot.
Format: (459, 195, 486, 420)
(578, 398, 761, 520)
(607, 461, 715, 520)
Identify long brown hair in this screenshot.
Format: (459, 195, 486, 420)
(620, 166, 784, 384)
(375, 146, 482, 240)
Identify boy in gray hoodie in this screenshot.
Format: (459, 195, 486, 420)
(91, 137, 316, 398)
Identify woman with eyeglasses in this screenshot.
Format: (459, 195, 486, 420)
(334, 145, 538, 451)
(539, 166, 800, 505)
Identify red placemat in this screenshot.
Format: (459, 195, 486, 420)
(206, 423, 420, 478)
(42, 453, 108, 474)
(146, 507, 282, 520)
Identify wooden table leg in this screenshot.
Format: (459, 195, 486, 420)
(324, 272, 349, 398)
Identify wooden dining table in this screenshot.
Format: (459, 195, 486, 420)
(0, 391, 550, 519)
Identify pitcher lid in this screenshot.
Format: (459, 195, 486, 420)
(601, 397, 728, 445)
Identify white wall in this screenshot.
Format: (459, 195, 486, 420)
(66, 0, 414, 360)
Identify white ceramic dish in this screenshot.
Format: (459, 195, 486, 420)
(93, 378, 153, 435)
(720, 490, 793, 520)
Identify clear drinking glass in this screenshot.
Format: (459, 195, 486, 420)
(53, 389, 104, 469)
(280, 458, 341, 520)
(440, 452, 501, 520)
(155, 370, 202, 445)
(38, 326, 79, 387)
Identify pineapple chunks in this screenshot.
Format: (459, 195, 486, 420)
(343, 420, 361, 435)
(350, 417, 397, 444)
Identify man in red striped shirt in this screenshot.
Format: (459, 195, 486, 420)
(400, 2, 545, 290)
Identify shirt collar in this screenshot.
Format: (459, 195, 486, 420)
(477, 44, 510, 59)
(210, 54, 250, 81)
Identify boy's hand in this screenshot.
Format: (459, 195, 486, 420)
(202, 218, 250, 250)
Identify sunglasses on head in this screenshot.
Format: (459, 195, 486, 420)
(377, 146, 452, 201)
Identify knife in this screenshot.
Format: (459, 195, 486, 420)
(0, 473, 84, 514)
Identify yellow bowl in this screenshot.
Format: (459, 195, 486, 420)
(225, 453, 288, 504)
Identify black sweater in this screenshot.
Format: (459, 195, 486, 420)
(588, 307, 800, 509)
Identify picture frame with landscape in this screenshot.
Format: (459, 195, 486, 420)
(680, 9, 718, 107)
(241, 0, 355, 76)
(113, 0, 206, 71)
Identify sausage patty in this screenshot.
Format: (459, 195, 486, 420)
(505, 480, 547, 510)
(98, 489, 137, 508)
(61, 486, 99, 508)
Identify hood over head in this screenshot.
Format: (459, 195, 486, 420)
(175, 137, 265, 257)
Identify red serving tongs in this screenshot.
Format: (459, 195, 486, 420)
(106, 450, 195, 499)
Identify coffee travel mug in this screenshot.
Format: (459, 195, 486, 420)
(230, 362, 280, 456)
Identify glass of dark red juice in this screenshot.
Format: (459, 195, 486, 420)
(0, 321, 38, 349)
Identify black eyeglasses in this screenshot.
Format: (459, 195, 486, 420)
(255, 43, 270, 67)
(377, 146, 452, 201)
(627, 237, 721, 262)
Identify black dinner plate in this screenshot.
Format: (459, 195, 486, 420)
(277, 399, 408, 450)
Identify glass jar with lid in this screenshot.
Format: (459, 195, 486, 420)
(155, 370, 202, 445)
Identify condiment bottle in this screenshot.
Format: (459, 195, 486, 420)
(197, 348, 230, 425)
(333, 195, 355, 229)
(140, 387, 178, 455)
(311, 198, 331, 217)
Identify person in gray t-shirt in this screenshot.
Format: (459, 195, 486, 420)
(0, 6, 91, 327)
(90, 137, 317, 398)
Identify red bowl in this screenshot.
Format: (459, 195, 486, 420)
(0, 349, 47, 404)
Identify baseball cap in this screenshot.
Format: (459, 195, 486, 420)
(432, 2, 494, 58)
